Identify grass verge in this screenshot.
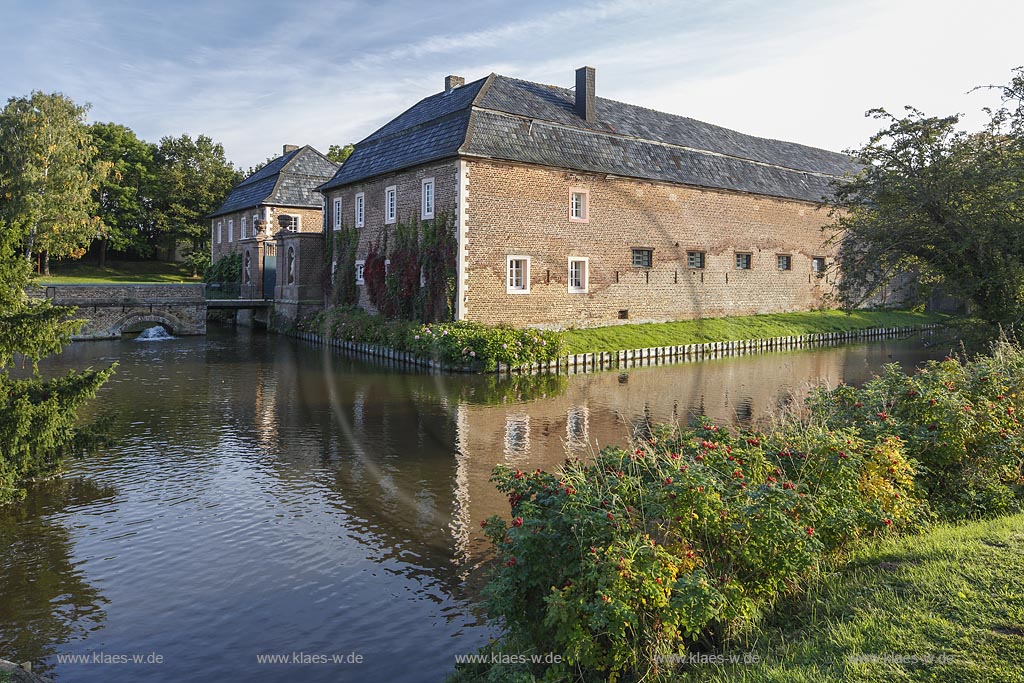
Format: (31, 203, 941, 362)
(561, 309, 948, 355)
(682, 512, 1024, 683)
(31, 260, 198, 284)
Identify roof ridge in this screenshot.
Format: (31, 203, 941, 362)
(486, 73, 851, 161)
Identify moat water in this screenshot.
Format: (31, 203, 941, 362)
(0, 327, 949, 682)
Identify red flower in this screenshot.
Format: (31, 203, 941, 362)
(838, 451, 847, 459)
(783, 482, 796, 490)
(663, 477, 673, 485)
(929, 399, 937, 406)
(479, 520, 487, 528)
(512, 517, 523, 527)
(876, 411, 888, 420)
(883, 518, 893, 527)
(806, 526, 814, 536)
(514, 469, 524, 480)
(606, 512, 615, 522)
(506, 556, 517, 567)
(746, 438, 761, 446)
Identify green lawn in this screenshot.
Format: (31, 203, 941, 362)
(31, 260, 199, 284)
(677, 513, 1024, 683)
(561, 309, 948, 355)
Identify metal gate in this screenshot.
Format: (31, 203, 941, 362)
(262, 243, 277, 300)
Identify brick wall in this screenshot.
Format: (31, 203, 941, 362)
(462, 159, 838, 328)
(322, 159, 459, 310)
(210, 205, 324, 263)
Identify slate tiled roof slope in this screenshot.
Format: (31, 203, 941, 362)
(210, 146, 340, 217)
(320, 74, 859, 203)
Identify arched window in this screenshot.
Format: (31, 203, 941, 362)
(287, 247, 295, 285)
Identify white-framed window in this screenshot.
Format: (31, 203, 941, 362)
(569, 188, 589, 222)
(506, 255, 530, 294)
(333, 198, 342, 231)
(777, 254, 792, 271)
(228, 219, 234, 242)
(687, 251, 706, 269)
(567, 257, 588, 293)
(241, 216, 247, 239)
(812, 256, 827, 273)
(217, 221, 222, 244)
(735, 252, 753, 270)
(385, 186, 397, 224)
(253, 213, 260, 235)
(355, 259, 365, 285)
(280, 214, 300, 232)
(355, 192, 365, 228)
(421, 177, 435, 219)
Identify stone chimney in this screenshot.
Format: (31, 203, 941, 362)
(574, 66, 596, 123)
(445, 75, 465, 92)
(282, 144, 299, 154)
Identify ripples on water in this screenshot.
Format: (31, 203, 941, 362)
(0, 328, 948, 681)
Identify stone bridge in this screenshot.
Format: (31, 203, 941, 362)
(39, 284, 207, 339)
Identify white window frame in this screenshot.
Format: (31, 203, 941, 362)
(217, 221, 222, 243)
(777, 254, 792, 271)
(385, 186, 397, 225)
(241, 216, 247, 239)
(569, 188, 589, 222)
(355, 192, 365, 228)
(281, 214, 301, 232)
(421, 177, 435, 219)
(355, 259, 365, 285)
(567, 256, 588, 293)
(333, 198, 342, 231)
(735, 252, 753, 270)
(687, 251, 706, 270)
(812, 256, 827, 273)
(228, 218, 234, 242)
(506, 255, 531, 294)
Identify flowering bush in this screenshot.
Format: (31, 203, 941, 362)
(478, 418, 917, 680)
(809, 340, 1024, 518)
(298, 307, 562, 372)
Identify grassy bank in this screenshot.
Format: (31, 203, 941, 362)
(562, 309, 947, 355)
(682, 512, 1024, 683)
(32, 260, 197, 284)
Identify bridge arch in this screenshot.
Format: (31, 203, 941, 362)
(110, 311, 187, 338)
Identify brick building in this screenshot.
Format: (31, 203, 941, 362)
(318, 68, 859, 328)
(210, 145, 338, 298)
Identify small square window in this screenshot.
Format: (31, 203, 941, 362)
(777, 254, 792, 271)
(568, 257, 588, 293)
(812, 257, 826, 273)
(687, 251, 706, 269)
(355, 260, 365, 285)
(421, 178, 434, 219)
(355, 193, 365, 228)
(632, 248, 652, 268)
(569, 189, 589, 222)
(735, 253, 752, 270)
(506, 256, 530, 294)
(385, 186, 397, 224)
(333, 198, 342, 230)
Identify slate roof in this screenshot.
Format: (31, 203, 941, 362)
(210, 146, 340, 217)
(320, 74, 859, 203)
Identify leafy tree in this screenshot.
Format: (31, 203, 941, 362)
(152, 134, 241, 256)
(0, 218, 114, 504)
(327, 143, 354, 164)
(0, 91, 109, 275)
(828, 68, 1024, 325)
(89, 122, 159, 264)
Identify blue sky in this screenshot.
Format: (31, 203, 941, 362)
(1, 0, 1021, 169)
